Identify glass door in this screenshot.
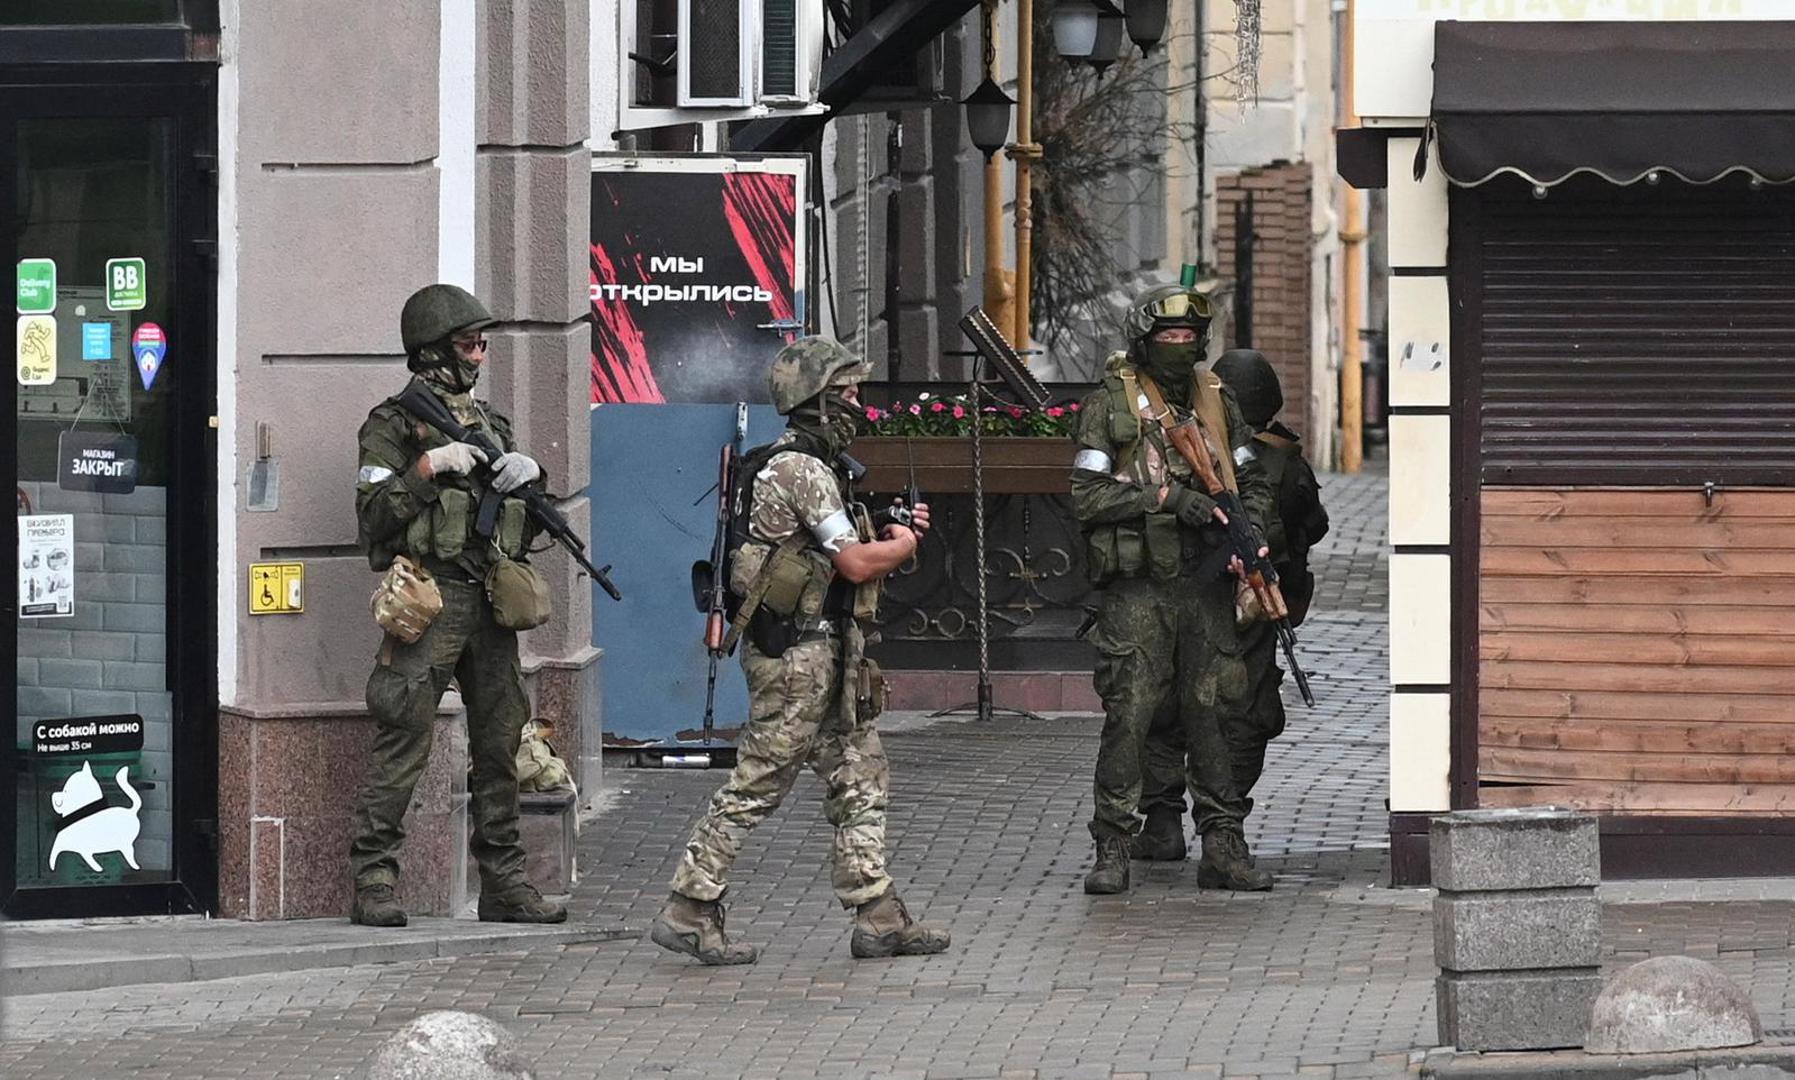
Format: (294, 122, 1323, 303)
(3, 66, 215, 917)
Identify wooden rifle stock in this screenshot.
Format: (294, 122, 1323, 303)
(702, 444, 735, 654)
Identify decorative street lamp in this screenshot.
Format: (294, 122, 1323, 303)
(962, 76, 1015, 161)
(1051, 1, 1099, 63)
(1087, 0, 1126, 76)
(1124, 0, 1169, 56)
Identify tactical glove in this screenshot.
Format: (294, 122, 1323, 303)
(490, 452, 542, 493)
(1163, 481, 1219, 528)
(422, 442, 488, 477)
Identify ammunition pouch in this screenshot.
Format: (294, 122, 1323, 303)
(854, 656, 887, 724)
(370, 555, 444, 644)
(485, 558, 553, 631)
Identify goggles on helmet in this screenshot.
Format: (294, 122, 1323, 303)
(1142, 289, 1214, 327)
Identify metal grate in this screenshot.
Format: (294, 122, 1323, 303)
(1468, 176, 1795, 487)
(686, 0, 743, 101)
(761, 0, 797, 97)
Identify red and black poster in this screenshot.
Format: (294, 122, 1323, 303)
(588, 155, 809, 404)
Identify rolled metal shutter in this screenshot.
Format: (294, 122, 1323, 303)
(1472, 177, 1795, 487)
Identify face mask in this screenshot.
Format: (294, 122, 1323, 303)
(1141, 340, 1201, 391)
(418, 343, 481, 395)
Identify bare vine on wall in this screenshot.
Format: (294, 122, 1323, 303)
(1029, 2, 1262, 376)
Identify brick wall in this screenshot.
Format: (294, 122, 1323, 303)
(15, 482, 173, 874)
(1214, 163, 1315, 442)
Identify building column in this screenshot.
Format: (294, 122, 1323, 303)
(475, 0, 603, 801)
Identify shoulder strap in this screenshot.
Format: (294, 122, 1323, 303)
(1135, 372, 1238, 494)
(1254, 430, 1297, 451)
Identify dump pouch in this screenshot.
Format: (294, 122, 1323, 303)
(485, 557, 553, 631)
(370, 554, 444, 644)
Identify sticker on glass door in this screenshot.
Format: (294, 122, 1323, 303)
(18, 514, 74, 617)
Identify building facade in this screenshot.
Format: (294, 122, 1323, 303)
(1345, 0, 1795, 883)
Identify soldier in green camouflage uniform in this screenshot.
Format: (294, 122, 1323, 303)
(1135, 350, 1330, 863)
(347, 284, 565, 928)
(1073, 287, 1277, 895)
(651, 337, 952, 965)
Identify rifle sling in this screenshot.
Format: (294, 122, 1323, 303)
(1132, 372, 1238, 494)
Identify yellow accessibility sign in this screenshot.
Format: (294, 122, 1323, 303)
(249, 562, 305, 614)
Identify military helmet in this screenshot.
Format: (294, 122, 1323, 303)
(768, 336, 872, 415)
(1211, 349, 1283, 426)
(401, 284, 497, 356)
(1123, 283, 1214, 344)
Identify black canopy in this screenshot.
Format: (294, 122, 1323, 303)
(1430, 21, 1795, 187)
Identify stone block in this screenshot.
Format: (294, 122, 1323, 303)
(478, 0, 590, 148)
(897, 179, 937, 302)
(1434, 890, 1601, 972)
(239, 169, 438, 355)
(1437, 969, 1603, 1052)
(1431, 808, 1600, 893)
(476, 146, 587, 324)
(899, 111, 932, 175)
(237, 0, 438, 165)
(895, 307, 939, 378)
(481, 323, 591, 494)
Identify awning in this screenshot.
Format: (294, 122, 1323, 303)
(1430, 21, 1795, 188)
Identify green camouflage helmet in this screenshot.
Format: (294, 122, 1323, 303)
(1123, 283, 1214, 345)
(767, 336, 872, 415)
(400, 284, 497, 356)
(1211, 349, 1283, 426)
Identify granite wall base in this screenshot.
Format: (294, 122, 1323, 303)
(219, 703, 469, 920)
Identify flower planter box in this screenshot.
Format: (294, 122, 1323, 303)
(853, 436, 1074, 495)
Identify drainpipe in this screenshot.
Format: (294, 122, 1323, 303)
(1340, 0, 1364, 473)
(1010, 0, 1041, 351)
(980, 0, 1014, 341)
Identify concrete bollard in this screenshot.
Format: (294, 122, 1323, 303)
(1431, 808, 1603, 1051)
(366, 1010, 537, 1080)
(1586, 956, 1763, 1054)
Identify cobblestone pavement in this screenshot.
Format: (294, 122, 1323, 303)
(8, 457, 1795, 1078)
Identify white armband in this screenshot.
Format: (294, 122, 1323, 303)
(812, 509, 859, 553)
(1072, 449, 1113, 474)
(1232, 444, 1256, 467)
(358, 465, 395, 485)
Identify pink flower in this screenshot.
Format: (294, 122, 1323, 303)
(1046, 406, 1064, 418)
(1068, 402, 1081, 412)
(909, 403, 922, 416)
(929, 401, 943, 413)
(865, 407, 882, 422)
(952, 405, 966, 419)
(1007, 407, 1024, 419)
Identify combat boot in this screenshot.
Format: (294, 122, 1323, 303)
(478, 881, 568, 923)
(1129, 806, 1187, 862)
(350, 883, 407, 928)
(650, 891, 759, 965)
(850, 887, 951, 959)
(1197, 829, 1273, 891)
(1084, 833, 1132, 895)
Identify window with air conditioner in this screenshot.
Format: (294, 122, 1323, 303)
(632, 0, 820, 110)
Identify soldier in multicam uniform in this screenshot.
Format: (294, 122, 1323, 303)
(650, 336, 952, 965)
(1071, 286, 1277, 896)
(347, 284, 565, 928)
(1134, 349, 1330, 866)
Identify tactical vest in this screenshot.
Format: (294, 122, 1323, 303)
(372, 399, 533, 575)
(724, 442, 881, 654)
(1082, 356, 1241, 585)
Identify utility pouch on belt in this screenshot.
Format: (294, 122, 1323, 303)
(485, 558, 553, 631)
(855, 657, 887, 724)
(756, 543, 815, 618)
(371, 555, 443, 643)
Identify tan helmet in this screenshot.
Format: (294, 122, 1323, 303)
(767, 336, 872, 415)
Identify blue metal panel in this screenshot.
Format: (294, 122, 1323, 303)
(590, 403, 786, 744)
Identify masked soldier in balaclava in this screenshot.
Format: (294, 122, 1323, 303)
(1069, 286, 1277, 895)
(1134, 349, 1330, 867)
(651, 336, 952, 965)
(347, 284, 565, 927)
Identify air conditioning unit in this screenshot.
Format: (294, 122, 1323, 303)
(675, 0, 823, 109)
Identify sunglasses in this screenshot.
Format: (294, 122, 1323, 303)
(453, 337, 490, 355)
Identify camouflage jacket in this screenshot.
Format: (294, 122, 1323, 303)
(729, 434, 860, 599)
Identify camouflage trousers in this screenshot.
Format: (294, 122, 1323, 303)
(671, 625, 893, 909)
(349, 578, 529, 893)
(1088, 574, 1250, 840)
(1141, 619, 1286, 819)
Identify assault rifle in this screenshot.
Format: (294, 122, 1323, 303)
(1160, 411, 1316, 707)
(396, 381, 623, 602)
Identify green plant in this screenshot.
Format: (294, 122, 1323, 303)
(863, 392, 1080, 438)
